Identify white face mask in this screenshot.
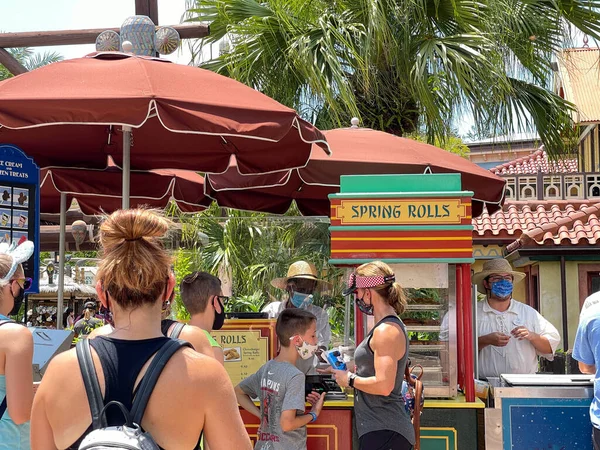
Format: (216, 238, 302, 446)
(290, 336, 319, 360)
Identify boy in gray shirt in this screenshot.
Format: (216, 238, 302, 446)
(236, 309, 326, 450)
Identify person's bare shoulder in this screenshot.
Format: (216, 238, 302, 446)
(372, 322, 404, 350)
(37, 347, 81, 401)
(0, 323, 32, 351)
(179, 325, 213, 356)
(88, 324, 113, 339)
(161, 346, 230, 396)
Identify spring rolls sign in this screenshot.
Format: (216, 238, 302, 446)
(0, 145, 40, 293)
(210, 319, 277, 386)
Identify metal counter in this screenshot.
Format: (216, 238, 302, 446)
(485, 374, 594, 450)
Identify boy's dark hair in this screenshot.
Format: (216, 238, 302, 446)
(180, 271, 222, 315)
(276, 308, 317, 347)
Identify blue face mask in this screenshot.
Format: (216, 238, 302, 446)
(290, 292, 313, 308)
(490, 279, 513, 299)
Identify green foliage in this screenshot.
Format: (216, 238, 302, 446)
(184, 0, 597, 156)
(172, 248, 194, 321)
(0, 47, 63, 81)
(171, 204, 350, 341)
(407, 134, 470, 158)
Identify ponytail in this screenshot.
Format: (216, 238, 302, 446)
(387, 281, 407, 315)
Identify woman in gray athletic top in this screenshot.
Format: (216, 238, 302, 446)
(326, 261, 415, 450)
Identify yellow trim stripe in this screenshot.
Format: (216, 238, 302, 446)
(331, 236, 472, 241)
(330, 216, 472, 221)
(332, 248, 472, 253)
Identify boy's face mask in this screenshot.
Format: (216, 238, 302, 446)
(291, 336, 319, 360)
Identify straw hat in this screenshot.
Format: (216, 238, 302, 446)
(271, 261, 331, 291)
(472, 258, 526, 294)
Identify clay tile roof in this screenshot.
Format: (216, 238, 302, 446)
(473, 200, 600, 247)
(557, 48, 600, 124)
(485, 201, 600, 252)
(490, 149, 578, 175)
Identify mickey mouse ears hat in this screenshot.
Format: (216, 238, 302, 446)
(0, 240, 34, 282)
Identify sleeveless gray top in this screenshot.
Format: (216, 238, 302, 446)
(353, 315, 415, 444)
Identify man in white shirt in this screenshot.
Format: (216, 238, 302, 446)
(262, 261, 331, 374)
(472, 258, 560, 380)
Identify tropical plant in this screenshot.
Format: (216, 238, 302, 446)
(0, 47, 63, 81)
(170, 204, 352, 340)
(184, 0, 600, 156)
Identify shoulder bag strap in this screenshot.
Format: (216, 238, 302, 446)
(130, 339, 192, 425)
(0, 319, 16, 419)
(76, 339, 106, 429)
(169, 322, 185, 339)
(413, 377, 423, 450)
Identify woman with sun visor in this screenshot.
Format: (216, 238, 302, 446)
(321, 260, 415, 450)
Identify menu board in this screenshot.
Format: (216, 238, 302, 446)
(211, 319, 277, 386)
(0, 145, 40, 293)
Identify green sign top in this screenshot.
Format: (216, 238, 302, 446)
(339, 173, 464, 194)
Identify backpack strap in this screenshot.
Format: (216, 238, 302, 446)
(76, 339, 106, 429)
(130, 339, 191, 426)
(168, 322, 185, 339)
(0, 319, 16, 419)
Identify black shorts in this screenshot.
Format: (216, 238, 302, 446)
(593, 426, 600, 450)
(359, 430, 413, 450)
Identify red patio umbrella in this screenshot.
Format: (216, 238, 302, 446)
(38, 164, 210, 329)
(41, 166, 211, 215)
(205, 127, 506, 217)
(0, 52, 329, 207)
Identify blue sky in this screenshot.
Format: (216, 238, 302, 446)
(0, 0, 194, 63)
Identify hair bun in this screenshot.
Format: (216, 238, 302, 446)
(100, 209, 170, 249)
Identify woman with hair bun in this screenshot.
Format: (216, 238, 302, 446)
(30, 209, 251, 450)
(321, 260, 414, 450)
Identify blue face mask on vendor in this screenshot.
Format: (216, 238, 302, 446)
(290, 291, 313, 308)
(490, 278, 513, 299)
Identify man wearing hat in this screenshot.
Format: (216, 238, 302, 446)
(73, 301, 102, 337)
(263, 261, 332, 374)
(473, 258, 560, 379)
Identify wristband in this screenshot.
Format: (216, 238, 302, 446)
(348, 372, 356, 388)
(308, 412, 317, 422)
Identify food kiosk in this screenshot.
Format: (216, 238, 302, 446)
(223, 173, 484, 449)
(329, 173, 484, 450)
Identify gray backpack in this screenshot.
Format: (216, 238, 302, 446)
(76, 338, 190, 450)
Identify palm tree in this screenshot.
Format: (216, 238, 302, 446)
(0, 47, 63, 81)
(185, 0, 600, 156)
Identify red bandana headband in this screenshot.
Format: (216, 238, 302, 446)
(344, 272, 395, 295)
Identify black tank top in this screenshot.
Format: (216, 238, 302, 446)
(67, 335, 201, 449)
(161, 318, 177, 337)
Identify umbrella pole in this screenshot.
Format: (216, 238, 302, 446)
(56, 192, 66, 330)
(122, 126, 131, 209)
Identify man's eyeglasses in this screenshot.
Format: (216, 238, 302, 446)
(12, 277, 32, 290)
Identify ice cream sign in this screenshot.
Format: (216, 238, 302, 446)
(332, 198, 469, 225)
(0, 159, 30, 179)
(0, 144, 40, 293)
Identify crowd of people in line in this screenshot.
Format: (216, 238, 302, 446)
(0, 208, 416, 450)
(5, 207, 598, 448)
